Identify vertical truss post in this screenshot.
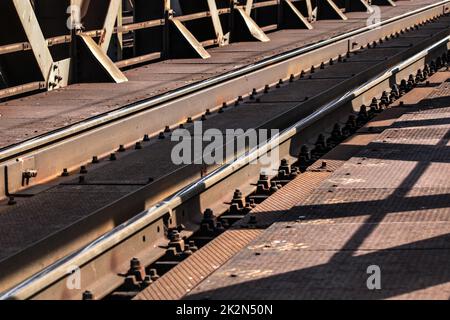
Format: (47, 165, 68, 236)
(99, 0, 121, 53)
(116, 1, 123, 61)
(207, 0, 226, 45)
(163, 0, 171, 59)
(245, 0, 254, 15)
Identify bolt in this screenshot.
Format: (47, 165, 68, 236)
(82, 291, 93, 300)
(109, 153, 117, 161)
(270, 181, 279, 193)
(164, 126, 171, 133)
(338, 55, 343, 62)
(238, 95, 243, 102)
(320, 62, 325, 69)
(158, 132, 165, 139)
(61, 168, 69, 177)
(135, 142, 142, 150)
(179, 123, 185, 128)
(149, 269, 159, 281)
(92, 156, 99, 164)
(218, 107, 224, 113)
(310, 66, 315, 73)
(276, 79, 283, 88)
(130, 257, 141, 271)
(264, 84, 270, 93)
(380, 91, 390, 106)
(189, 240, 198, 252)
(118, 144, 126, 152)
(143, 134, 150, 142)
(80, 166, 88, 174)
(279, 158, 291, 177)
(399, 80, 407, 95)
(329, 58, 334, 65)
(187, 117, 193, 123)
(8, 196, 16, 206)
(300, 70, 305, 78)
(231, 189, 245, 208)
(370, 97, 379, 112)
(289, 74, 295, 82)
(222, 102, 228, 108)
(201, 114, 207, 121)
(320, 161, 327, 169)
(205, 109, 211, 115)
(298, 145, 311, 171)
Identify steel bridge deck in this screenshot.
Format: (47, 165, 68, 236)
(0, 0, 437, 148)
(156, 72, 450, 300)
(1, 6, 450, 295)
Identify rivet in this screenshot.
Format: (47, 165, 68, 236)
(164, 126, 171, 133)
(8, 196, 16, 206)
(187, 117, 193, 123)
(118, 145, 126, 152)
(92, 156, 99, 164)
(61, 168, 69, 177)
(82, 291, 93, 300)
(143, 134, 150, 142)
(158, 132, 165, 139)
(135, 142, 142, 150)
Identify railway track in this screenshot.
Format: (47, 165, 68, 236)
(1, 1, 450, 300)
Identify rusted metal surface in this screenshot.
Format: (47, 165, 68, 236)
(186, 72, 450, 300)
(136, 229, 261, 300)
(2, 15, 450, 298)
(0, 1, 447, 206)
(136, 72, 450, 302)
(3, 31, 448, 300)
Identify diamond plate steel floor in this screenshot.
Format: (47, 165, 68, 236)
(185, 75, 450, 300)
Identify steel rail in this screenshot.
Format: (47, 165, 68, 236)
(0, 0, 448, 163)
(3, 32, 448, 300)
